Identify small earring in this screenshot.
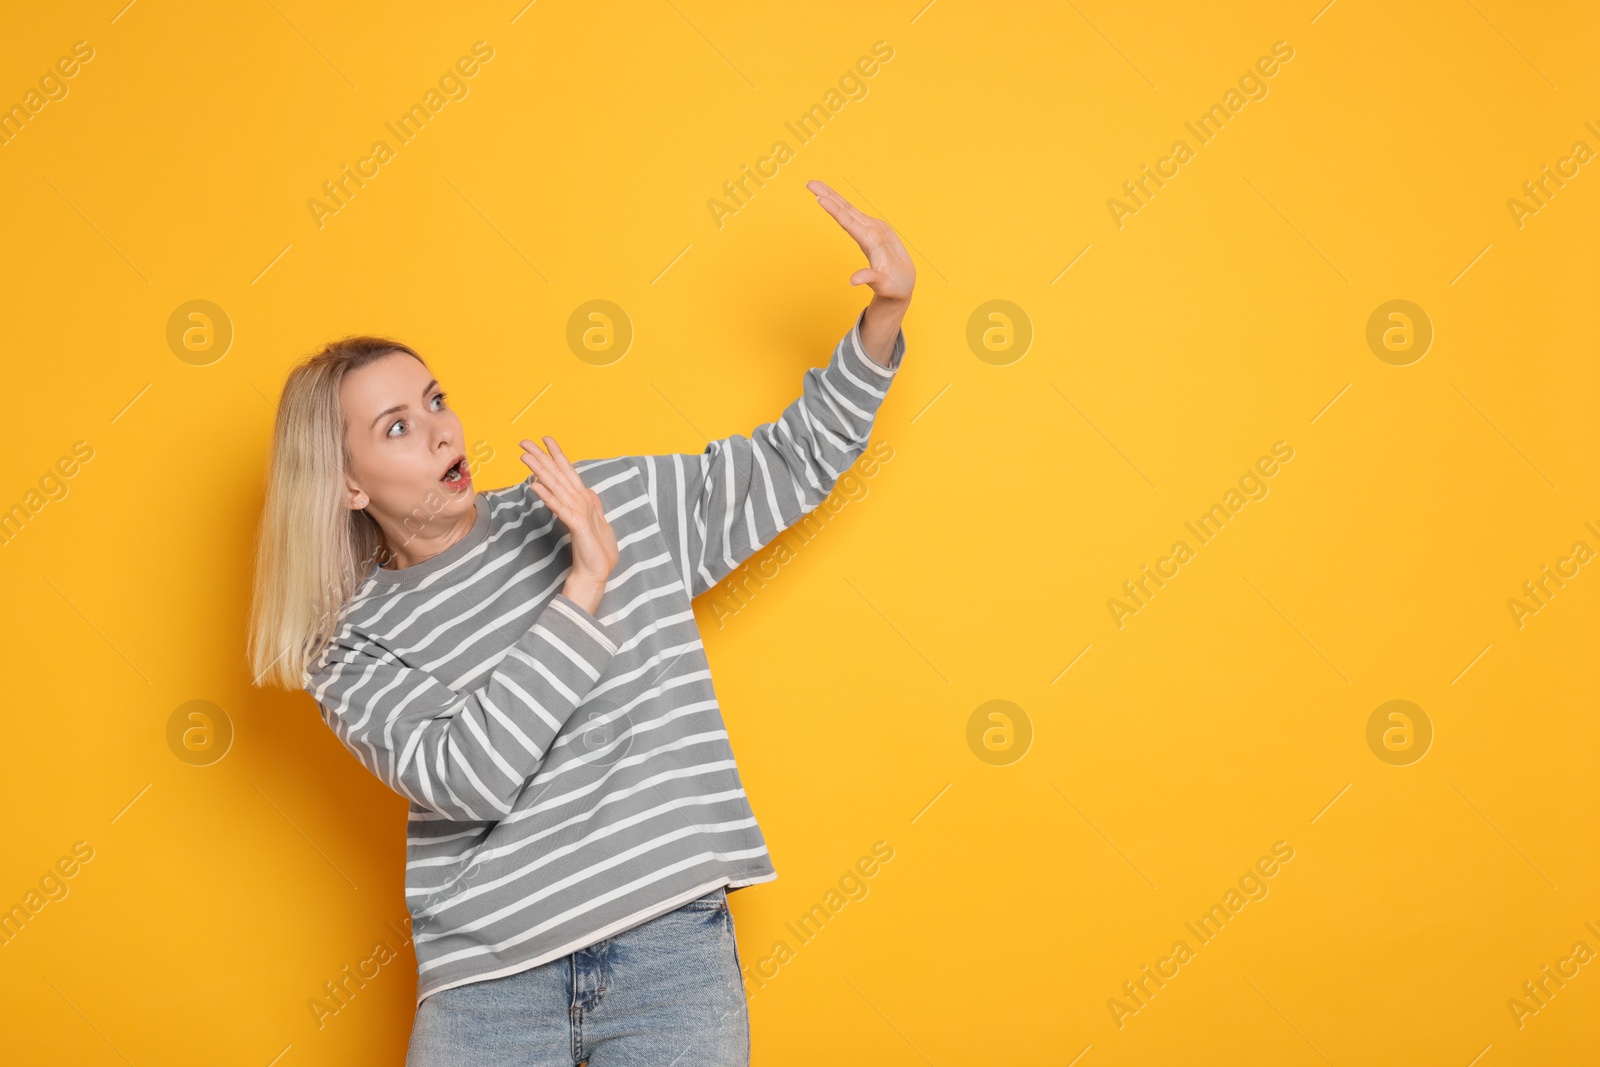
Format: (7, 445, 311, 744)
(354, 496, 368, 509)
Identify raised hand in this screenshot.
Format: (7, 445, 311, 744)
(520, 435, 618, 615)
(806, 180, 916, 304)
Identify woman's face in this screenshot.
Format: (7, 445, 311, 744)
(340, 350, 475, 557)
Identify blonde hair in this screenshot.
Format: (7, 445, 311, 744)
(247, 335, 426, 690)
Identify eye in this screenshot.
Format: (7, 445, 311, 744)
(385, 392, 448, 437)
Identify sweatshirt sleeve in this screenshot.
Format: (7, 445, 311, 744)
(304, 592, 619, 822)
(621, 307, 905, 599)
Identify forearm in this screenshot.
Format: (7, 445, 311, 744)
(624, 311, 904, 600)
(859, 296, 909, 367)
(310, 594, 619, 821)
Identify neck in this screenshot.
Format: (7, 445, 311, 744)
(376, 495, 477, 570)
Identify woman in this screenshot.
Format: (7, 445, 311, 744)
(248, 180, 914, 1065)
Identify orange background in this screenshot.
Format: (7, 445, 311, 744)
(2, 1, 1596, 1063)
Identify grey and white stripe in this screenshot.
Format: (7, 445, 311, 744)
(306, 310, 904, 1005)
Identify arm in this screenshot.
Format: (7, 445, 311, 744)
(305, 592, 619, 822)
(858, 294, 910, 369)
(623, 306, 905, 599)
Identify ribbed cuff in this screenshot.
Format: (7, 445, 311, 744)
(849, 307, 905, 379)
(547, 593, 619, 658)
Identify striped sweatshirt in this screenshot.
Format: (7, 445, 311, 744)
(305, 309, 904, 1005)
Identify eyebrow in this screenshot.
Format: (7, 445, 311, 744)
(370, 379, 439, 431)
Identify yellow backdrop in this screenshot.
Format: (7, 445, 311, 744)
(2, 1, 1596, 1063)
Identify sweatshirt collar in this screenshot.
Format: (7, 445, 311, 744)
(364, 492, 491, 590)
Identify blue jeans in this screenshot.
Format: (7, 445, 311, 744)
(406, 886, 750, 1066)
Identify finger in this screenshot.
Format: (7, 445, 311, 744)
(518, 438, 552, 480)
(521, 442, 599, 542)
(813, 188, 869, 234)
(810, 190, 883, 258)
(812, 184, 876, 236)
(809, 180, 879, 233)
(838, 197, 878, 233)
(824, 202, 870, 243)
(520, 440, 578, 506)
(540, 435, 589, 495)
(527, 471, 575, 515)
(526, 465, 583, 525)
(524, 434, 582, 498)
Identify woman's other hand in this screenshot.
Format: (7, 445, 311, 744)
(520, 435, 618, 615)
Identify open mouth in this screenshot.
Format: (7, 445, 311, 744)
(440, 454, 470, 487)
